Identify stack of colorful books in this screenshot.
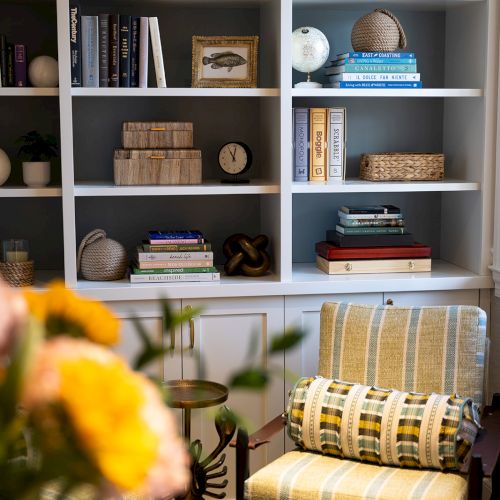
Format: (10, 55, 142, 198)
(316, 205, 432, 274)
(130, 230, 220, 283)
(324, 51, 421, 89)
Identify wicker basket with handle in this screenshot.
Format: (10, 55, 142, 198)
(359, 152, 444, 181)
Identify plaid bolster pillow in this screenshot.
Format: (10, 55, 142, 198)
(287, 376, 481, 470)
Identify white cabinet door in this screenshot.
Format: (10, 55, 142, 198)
(383, 289, 479, 307)
(180, 296, 285, 500)
(107, 300, 182, 381)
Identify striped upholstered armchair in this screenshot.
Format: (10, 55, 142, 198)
(235, 302, 500, 500)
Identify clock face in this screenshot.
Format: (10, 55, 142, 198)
(218, 142, 252, 175)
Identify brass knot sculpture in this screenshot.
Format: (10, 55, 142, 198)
(223, 233, 271, 277)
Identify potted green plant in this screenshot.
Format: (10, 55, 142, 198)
(17, 130, 58, 187)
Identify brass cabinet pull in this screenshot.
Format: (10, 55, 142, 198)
(386, 298, 394, 306)
(185, 305, 195, 349)
(148, 155, 166, 159)
(149, 127, 166, 131)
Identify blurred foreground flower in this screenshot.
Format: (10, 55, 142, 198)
(0, 280, 191, 499)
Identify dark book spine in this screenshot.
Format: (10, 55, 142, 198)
(69, 4, 82, 87)
(14, 44, 27, 87)
(108, 14, 119, 87)
(129, 17, 139, 87)
(0, 35, 7, 87)
(119, 14, 131, 87)
(7, 43, 14, 86)
(98, 14, 109, 87)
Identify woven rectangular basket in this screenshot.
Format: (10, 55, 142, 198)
(360, 153, 444, 181)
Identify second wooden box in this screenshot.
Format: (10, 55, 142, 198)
(114, 149, 202, 185)
(122, 121, 194, 149)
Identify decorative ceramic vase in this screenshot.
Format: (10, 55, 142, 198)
(0, 148, 11, 186)
(22, 161, 50, 187)
(292, 27, 330, 88)
(28, 55, 59, 87)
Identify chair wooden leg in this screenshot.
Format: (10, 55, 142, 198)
(468, 455, 483, 500)
(236, 427, 249, 500)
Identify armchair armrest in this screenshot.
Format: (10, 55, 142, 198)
(230, 413, 287, 450)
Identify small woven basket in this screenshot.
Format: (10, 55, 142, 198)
(351, 9, 407, 52)
(0, 260, 34, 287)
(360, 153, 445, 181)
(77, 229, 128, 281)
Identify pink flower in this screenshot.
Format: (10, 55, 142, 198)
(0, 280, 28, 357)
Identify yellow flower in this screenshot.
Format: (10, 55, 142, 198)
(23, 281, 119, 346)
(23, 338, 190, 496)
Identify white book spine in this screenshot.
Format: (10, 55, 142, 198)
(329, 73, 420, 82)
(338, 211, 403, 220)
(293, 108, 309, 182)
(81, 15, 99, 87)
(148, 17, 166, 88)
(138, 251, 213, 262)
(138, 17, 149, 88)
(130, 272, 220, 283)
(327, 108, 345, 180)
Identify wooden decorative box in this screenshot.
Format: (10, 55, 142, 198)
(122, 122, 194, 149)
(114, 149, 202, 185)
(359, 152, 445, 181)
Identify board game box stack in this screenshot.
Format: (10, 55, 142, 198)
(324, 51, 421, 89)
(130, 230, 220, 283)
(316, 205, 432, 275)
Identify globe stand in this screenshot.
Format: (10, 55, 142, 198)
(294, 72, 322, 88)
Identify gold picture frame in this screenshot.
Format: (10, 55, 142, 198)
(192, 36, 259, 88)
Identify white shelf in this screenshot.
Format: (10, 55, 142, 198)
(0, 186, 62, 197)
(74, 180, 280, 196)
(0, 88, 59, 97)
(73, 260, 491, 301)
(291, 88, 483, 98)
(293, 0, 484, 8)
(71, 88, 280, 98)
(292, 179, 480, 193)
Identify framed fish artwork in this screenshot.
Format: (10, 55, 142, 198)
(192, 36, 259, 88)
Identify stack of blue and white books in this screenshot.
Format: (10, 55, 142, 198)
(324, 51, 421, 89)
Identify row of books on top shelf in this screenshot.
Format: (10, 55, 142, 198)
(129, 230, 220, 283)
(316, 205, 432, 275)
(324, 51, 422, 89)
(293, 107, 346, 182)
(69, 5, 165, 88)
(0, 35, 27, 87)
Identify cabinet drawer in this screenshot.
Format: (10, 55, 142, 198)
(383, 290, 479, 307)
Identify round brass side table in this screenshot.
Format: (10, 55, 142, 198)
(163, 379, 236, 499)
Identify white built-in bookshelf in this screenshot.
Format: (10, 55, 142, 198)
(0, 0, 497, 300)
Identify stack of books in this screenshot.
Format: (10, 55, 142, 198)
(0, 34, 27, 87)
(316, 205, 432, 274)
(69, 5, 165, 88)
(130, 230, 220, 283)
(324, 51, 421, 89)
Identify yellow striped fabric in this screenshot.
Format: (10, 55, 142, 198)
(245, 450, 467, 500)
(287, 377, 479, 471)
(318, 303, 487, 405)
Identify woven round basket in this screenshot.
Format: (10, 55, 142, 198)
(0, 260, 34, 287)
(360, 153, 445, 181)
(77, 229, 128, 281)
(351, 9, 407, 52)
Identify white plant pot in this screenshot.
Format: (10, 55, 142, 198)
(22, 161, 51, 187)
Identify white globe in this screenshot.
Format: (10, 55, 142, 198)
(0, 148, 11, 186)
(292, 27, 330, 74)
(28, 56, 59, 87)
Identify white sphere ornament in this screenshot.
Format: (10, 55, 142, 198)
(28, 56, 59, 87)
(0, 148, 11, 186)
(292, 27, 330, 88)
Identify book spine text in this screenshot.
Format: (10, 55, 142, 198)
(98, 14, 109, 87)
(69, 4, 82, 87)
(293, 108, 309, 181)
(81, 16, 98, 87)
(309, 108, 327, 181)
(327, 108, 345, 180)
(119, 15, 131, 87)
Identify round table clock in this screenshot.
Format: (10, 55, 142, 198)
(218, 141, 252, 183)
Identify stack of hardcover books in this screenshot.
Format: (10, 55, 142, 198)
(130, 230, 220, 283)
(316, 205, 432, 274)
(324, 51, 421, 89)
(0, 34, 27, 87)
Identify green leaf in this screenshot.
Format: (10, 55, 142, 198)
(229, 368, 269, 390)
(269, 327, 306, 354)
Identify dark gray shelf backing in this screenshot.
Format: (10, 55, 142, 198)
(0, 198, 64, 270)
(292, 97, 444, 180)
(76, 2, 275, 87)
(0, 98, 61, 186)
(292, 192, 443, 263)
(72, 96, 269, 182)
(75, 195, 275, 267)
